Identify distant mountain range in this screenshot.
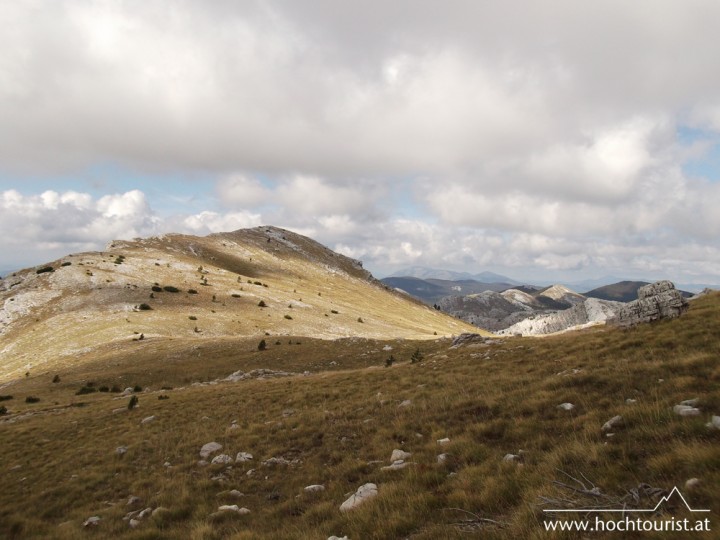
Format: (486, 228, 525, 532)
(388, 266, 521, 285)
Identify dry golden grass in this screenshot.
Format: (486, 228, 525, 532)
(1, 293, 719, 539)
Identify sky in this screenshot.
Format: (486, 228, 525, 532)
(2, 0, 720, 286)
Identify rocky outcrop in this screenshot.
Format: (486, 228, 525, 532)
(610, 281, 688, 327)
(497, 298, 621, 336)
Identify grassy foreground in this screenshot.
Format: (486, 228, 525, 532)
(1, 293, 719, 539)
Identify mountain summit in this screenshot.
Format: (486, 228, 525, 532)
(0, 226, 481, 382)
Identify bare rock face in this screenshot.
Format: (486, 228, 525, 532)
(610, 281, 688, 327)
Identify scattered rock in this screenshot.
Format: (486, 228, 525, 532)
(82, 516, 101, 527)
(673, 405, 701, 417)
(557, 403, 575, 411)
(685, 478, 701, 490)
(610, 280, 689, 327)
(235, 452, 253, 462)
(706, 415, 720, 430)
(115, 446, 128, 456)
(601, 415, 624, 432)
(140, 415, 156, 424)
(211, 454, 233, 465)
(218, 505, 249, 514)
(328, 536, 350, 540)
(200, 442, 223, 459)
(304, 484, 325, 493)
(626, 399, 637, 404)
(680, 398, 700, 407)
(339, 483, 378, 512)
(437, 453, 448, 464)
(137, 508, 152, 519)
(390, 449, 412, 462)
(437, 437, 450, 445)
(151, 507, 170, 518)
(127, 495, 141, 506)
(262, 456, 297, 466)
(381, 460, 413, 471)
(398, 399, 412, 408)
(503, 453, 522, 463)
(451, 333, 488, 348)
(129, 518, 140, 528)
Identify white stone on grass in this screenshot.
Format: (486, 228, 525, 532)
(390, 449, 412, 462)
(235, 452, 253, 462)
(211, 454, 233, 465)
(673, 405, 701, 417)
(557, 403, 575, 411)
(200, 442, 222, 459)
(304, 485, 325, 493)
(340, 483, 378, 512)
(601, 415, 623, 432)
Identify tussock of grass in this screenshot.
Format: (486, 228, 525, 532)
(1, 294, 719, 538)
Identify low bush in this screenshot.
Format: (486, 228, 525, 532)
(151, 286, 163, 292)
(0, 395, 13, 402)
(258, 300, 267, 307)
(258, 339, 267, 351)
(25, 396, 40, 403)
(137, 303, 153, 311)
(163, 286, 180, 293)
(284, 314, 293, 320)
(128, 395, 138, 410)
(75, 386, 96, 395)
(36, 267, 53, 274)
(188, 289, 198, 294)
(60, 262, 71, 267)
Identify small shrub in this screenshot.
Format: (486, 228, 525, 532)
(75, 386, 96, 395)
(128, 395, 138, 410)
(411, 348, 424, 363)
(254, 281, 262, 286)
(0, 395, 13, 401)
(385, 355, 395, 368)
(357, 317, 364, 323)
(151, 286, 163, 292)
(258, 300, 267, 308)
(331, 310, 339, 314)
(284, 314, 293, 320)
(0, 406, 6, 415)
(133, 385, 142, 392)
(232, 294, 241, 298)
(258, 339, 267, 351)
(163, 286, 180, 293)
(158, 395, 169, 400)
(98, 386, 109, 392)
(137, 303, 152, 311)
(60, 261, 71, 267)
(275, 340, 282, 345)
(189, 316, 198, 321)
(52, 375, 61, 383)
(25, 396, 40, 403)
(110, 385, 121, 393)
(188, 289, 198, 294)
(36, 266, 54, 274)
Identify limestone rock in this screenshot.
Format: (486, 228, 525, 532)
(674, 405, 701, 417)
(211, 454, 233, 465)
(339, 483, 378, 512)
(140, 415, 155, 424)
(235, 452, 253, 462)
(304, 484, 325, 493)
(390, 449, 412, 462)
(82, 516, 101, 527)
(557, 403, 575, 411)
(610, 280, 688, 327)
(451, 333, 488, 348)
(706, 415, 720, 430)
(381, 460, 413, 471)
(602, 415, 624, 432)
(200, 442, 222, 459)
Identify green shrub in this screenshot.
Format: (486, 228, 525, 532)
(411, 348, 424, 363)
(128, 395, 138, 410)
(330, 309, 339, 314)
(385, 355, 395, 368)
(137, 303, 152, 311)
(60, 262, 71, 267)
(258, 339, 267, 351)
(25, 396, 40, 403)
(75, 386, 96, 395)
(258, 300, 267, 307)
(188, 289, 198, 294)
(52, 375, 61, 383)
(357, 317, 364, 323)
(284, 314, 293, 320)
(163, 286, 180, 293)
(232, 294, 241, 298)
(151, 286, 163, 292)
(36, 266, 54, 274)
(189, 315, 197, 321)
(110, 386, 121, 393)
(0, 395, 14, 401)
(99, 386, 109, 392)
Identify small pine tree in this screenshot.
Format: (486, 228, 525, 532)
(258, 300, 267, 307)
(128, 395, 138, 410)
(385, 355, 395, 368)
(258, 339, 267, 351)
(411, 348, 424, 363)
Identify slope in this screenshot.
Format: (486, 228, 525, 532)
(0, 226, 482, 382)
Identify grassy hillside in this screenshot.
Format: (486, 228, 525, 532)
(0, 227, 481, 382)
(1, 292, 718, 539)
